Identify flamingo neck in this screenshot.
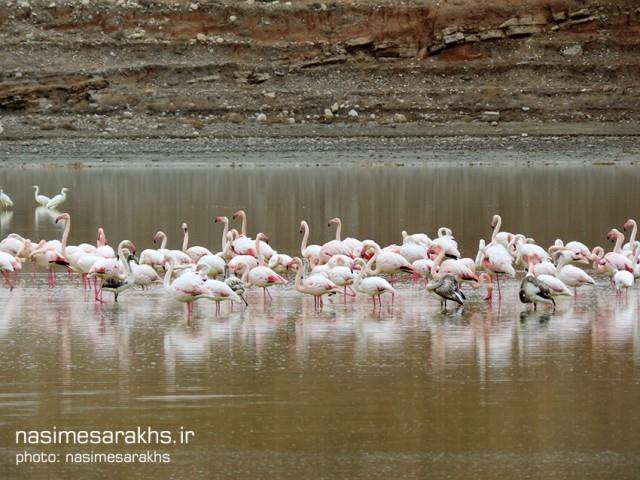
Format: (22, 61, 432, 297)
(60, 217, 71, 255)
(300, 222, 309, 254)
(158, 232, 167, 250)
(34, 186, 39, 199)
(491, 215, 502, 243)
(334, 219, 342, 241)
(240, 212, 247, 237)
(220, 218, 229, 252)
(182, 227, 189, 251)
(163, 262, 174, 289)
(613, 231, 624, 253)
(255, 234, 264, 266)
(432, 249, 446, 278)
(629, 221, 638, 245)
(240, 263, 251, 287)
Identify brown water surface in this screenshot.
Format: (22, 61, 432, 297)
(0, 165, 639, 479)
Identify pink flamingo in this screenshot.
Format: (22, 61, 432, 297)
(319, 218, 354, 263)
(289, 257, 340, 308)
(238, 233, 286, 302)
(299, 220, 321, 264)
(0, 251, 20, 290)
(181, 223, 212, 262)
(360, 240, 416, 279)
(163, 259, 212, 318)
(431, 245, 479, 283)
(352, 257, 396, 309)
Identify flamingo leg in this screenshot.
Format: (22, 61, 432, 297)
(265, 288, 273, 302)
(496, 274, 502, 300)
(2, 271, 14, 291)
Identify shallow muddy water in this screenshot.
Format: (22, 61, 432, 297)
(0, 163, 640, 479)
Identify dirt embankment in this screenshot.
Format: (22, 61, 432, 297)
(0, 0, 639, 138)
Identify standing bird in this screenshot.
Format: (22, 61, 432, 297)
(613, 267, 634, 299)
(201, 279, 241, 314)
(426, 274, 465, 311)
(224, 270, 248, 306)
(0, 251, 20, 290)
(33, 186, 51, 207)
(0, 189, 13, 209)
(238, 233, 286, 302)
(289, 257, 340, 308)
(46, 187, 70, 210)
(163, 259, 211, 318)
(181, 222, 212, 262)
(352, 257, 396, 308)
(519, 274, 555, 312)
(101, 249, 136, 302)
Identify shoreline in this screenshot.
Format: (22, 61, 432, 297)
(0, 127, 638, 168)
(1, 120, 640, 142)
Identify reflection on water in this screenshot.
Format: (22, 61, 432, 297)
(0, 277, 639, 479)
(0, 166, 639, 253)
(0, 165, 639, 479)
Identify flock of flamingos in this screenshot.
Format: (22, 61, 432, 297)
(0, 186, 639, 316)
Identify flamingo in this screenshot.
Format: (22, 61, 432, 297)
(201, 278, 241, 314)
(238, 233, 286, 302)
(228, 254, 258, 274)
(223, 270, 248, 306)
(88, 240, 136, 302)
(430, 227, 460, 259)
(128, 256, 161, 289)
(289, 257, 340, 308)
(0, 233, 27, 256)
(299, 220, 321, 266)
(46, 187, 69, 210)
(326, 217, 362, 257)
(30, 213, 72, 287)
(214, 215, 233, 260)
(33, 186, 51, 207)
(352, 257, 396, 308)
(613, 267, 634, 299)
(95, 228, 116, 258)
(401, 230, 432, 247)
(427, 274, 465, 311)
(0, 189, 13, 209)
(0, 251, 20, 290)
(511, 235, 551, 267)
(319, 218, 354, 263)
(231, 210, 275, 259)
(400, 236, 429, 263)
(481, 216, 516, 300)
(550, 247, 596, 296)
(490, 215, 514, 250)
(592, 241, 633, 279)
(196, 254, 226, 279)
(150, 231, 191, 266)
(99, 248, 136, 302)
(519, 274, 555, 312)
(359, 240, 416, 278)
(181, 222, 212, 262)
(553, 239, 592, 262)
(268, 252, 293, 275)
(622, 219, 637, 255)
(163, 258, 212, 318)
(430, 245, 478, 283)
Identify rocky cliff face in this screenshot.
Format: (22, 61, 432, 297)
(1, 0, 639, 134)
